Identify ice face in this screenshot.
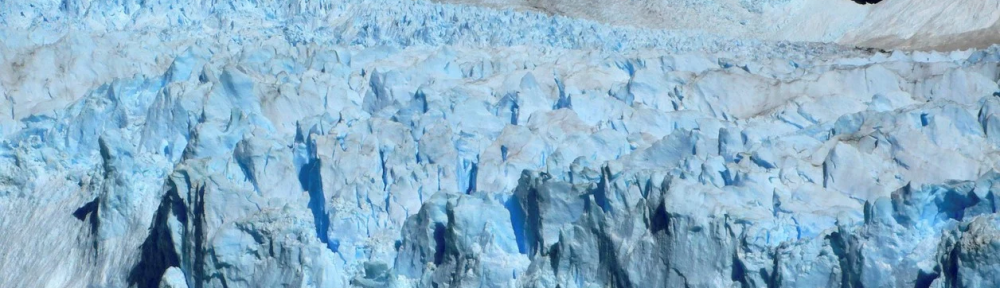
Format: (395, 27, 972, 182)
(3, 0, 1000, 287)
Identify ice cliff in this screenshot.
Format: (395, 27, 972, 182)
(3, 0, 1000, 287)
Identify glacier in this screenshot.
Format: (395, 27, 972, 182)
(3, 0, 1000, 287)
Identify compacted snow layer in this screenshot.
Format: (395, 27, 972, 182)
(2, 0, 1000, 287)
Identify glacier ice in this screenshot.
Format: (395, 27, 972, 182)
(436, 0, 1000, 51)
(3, 0, 1000, 287)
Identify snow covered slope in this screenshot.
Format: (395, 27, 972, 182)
(843, 0, 1000, 51)
(2, 0, 1000, 288)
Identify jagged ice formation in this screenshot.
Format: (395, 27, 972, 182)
(3, 0, 1000, 287)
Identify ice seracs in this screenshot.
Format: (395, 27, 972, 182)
(3, 0, 1000, 287)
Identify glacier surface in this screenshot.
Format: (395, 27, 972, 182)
(2, 0, 1000, 287)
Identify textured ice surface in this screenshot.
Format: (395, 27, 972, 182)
(436, 0, 1000, 51)
(2, 0, 1000, 287)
